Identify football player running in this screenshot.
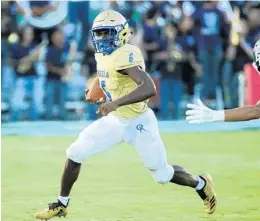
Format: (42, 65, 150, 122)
(186, 39, 260, 123)
(35, 10, 216, 220)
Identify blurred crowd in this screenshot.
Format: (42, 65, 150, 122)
(1, 0, 260, 122)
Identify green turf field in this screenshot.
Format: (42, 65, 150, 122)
(2, 131, 260, 221)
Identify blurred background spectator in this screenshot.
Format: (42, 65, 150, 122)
(192, 1, 228, 106)
(67, 0, 89, 52)
(9, 25, 40, 121)
(45, 29, 70, 120)
(1, 0, 260, 122)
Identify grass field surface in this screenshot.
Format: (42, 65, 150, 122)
(2, 131, 260, 221)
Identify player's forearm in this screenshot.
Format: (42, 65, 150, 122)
(115, 83, 156, 107)
(31, 5, 53, 17)
(224, 105, 260, 121)
(47, 63, 64, 75)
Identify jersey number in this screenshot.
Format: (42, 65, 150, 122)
(129, 53, 134, 63)
(101, 80, 112, 102)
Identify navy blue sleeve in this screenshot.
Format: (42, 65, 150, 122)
(30, 1, 50, 8)
(191, 8, 200, 22)
(159, 37, 168, 51)
(142, 24, 161, 43)
(63, 41, 70, 53)
(142, 24, 150, 42)
(218, 9, 229, 39)
(177, 36, 195, 53)
(46, 47, 52, 63)
(9, 44, 19, 59)
(218, 10, 226, 31)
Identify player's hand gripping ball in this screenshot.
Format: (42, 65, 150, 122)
(85, 77, 106, 104)
(97, 101, 119, 116)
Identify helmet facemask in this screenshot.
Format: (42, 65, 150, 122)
(90, 22, 129, 55)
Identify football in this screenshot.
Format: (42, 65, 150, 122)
(85, 77, 106, 103)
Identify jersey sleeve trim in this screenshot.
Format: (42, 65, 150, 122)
(115, 61, 142, 71)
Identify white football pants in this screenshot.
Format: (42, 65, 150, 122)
(66, 108, 174, 184)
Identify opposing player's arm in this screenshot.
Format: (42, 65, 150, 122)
(224, 103, 260, 121)
(115, 66, 156, 107)
(186, 99, 260, 123)
(223, 39, 260, 121)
